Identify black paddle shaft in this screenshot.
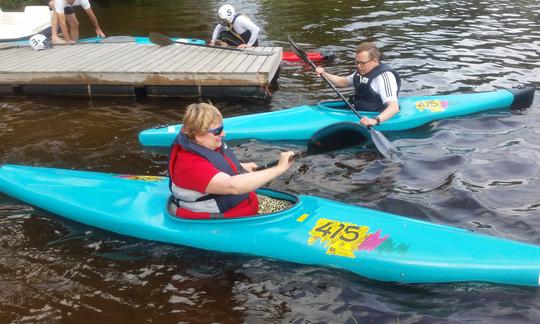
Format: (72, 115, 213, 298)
(288, 36, 363, 120)
(252, 122, 368, 171)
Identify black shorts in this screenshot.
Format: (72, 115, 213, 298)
(219, 30, 259, 47)
(63, 6, 74, 14)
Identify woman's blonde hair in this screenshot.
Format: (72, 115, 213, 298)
(182, 103, 223, 139)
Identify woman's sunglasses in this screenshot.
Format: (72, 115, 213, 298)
(208, 124, 224, 136)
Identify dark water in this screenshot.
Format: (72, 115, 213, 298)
(1, 0, 540, 322)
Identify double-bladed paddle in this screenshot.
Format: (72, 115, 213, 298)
(148, 32, 274, 56)
(253, 122, 368, 171)
(288, 35, 401, 161)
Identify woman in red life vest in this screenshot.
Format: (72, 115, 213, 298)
(168, 103, 295, 219)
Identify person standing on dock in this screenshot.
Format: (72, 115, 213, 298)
(315, 42, 401, 127)
(168, 103, 294, 219)
(47, 0, 106, 44)
(209, 4, 260, 48)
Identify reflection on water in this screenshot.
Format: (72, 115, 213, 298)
(1, 0, 540, 322)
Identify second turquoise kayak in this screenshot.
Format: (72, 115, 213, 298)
(138, 87, 534, 147)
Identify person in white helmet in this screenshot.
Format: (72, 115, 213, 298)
(47, 0, 106, 44)
(210, 4, 260, 48)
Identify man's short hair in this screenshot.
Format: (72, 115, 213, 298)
(356, 42, 380, 61)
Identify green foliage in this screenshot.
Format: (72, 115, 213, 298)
(0, 0, 44, 10)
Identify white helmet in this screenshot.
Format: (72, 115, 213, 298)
(218, 4, 235, 23)
(29, 34, 52, 51)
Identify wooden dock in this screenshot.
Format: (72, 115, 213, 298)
(0, 42, 282, 98)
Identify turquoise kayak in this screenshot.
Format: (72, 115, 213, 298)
(6, 36, 206, 46)
(1, 164, 539, 286)
(138, 87, 535, 147)
(78, 36, 206, 45)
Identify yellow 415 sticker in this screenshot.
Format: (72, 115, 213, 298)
(415, 99, 448, 112)
(308, 218, 388, 258)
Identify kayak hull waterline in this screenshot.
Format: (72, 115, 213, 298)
(1, 164, 539, 287)
(138, 87, 535, 147)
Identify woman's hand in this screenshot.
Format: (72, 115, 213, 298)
(277, 151, 295, 172)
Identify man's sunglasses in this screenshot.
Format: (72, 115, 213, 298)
(208, 124, 224, 136)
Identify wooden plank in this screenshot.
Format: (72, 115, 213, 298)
(90, 44, 152, 72)
(3, 45, 70, 71)
(232, 50, 262, 73)
(129, 46, 191, 72)
(108, 45, 163, 72)
(82, 44, 145, 71)
(205, 51, 238, 73)
(149, 46, 193, 71)
(54, 44, 111, 71)
(7, 44, 109, 72)
(220, 53, 251, 73)
(26, 44, 110, 72)
(0, 47, 33, 67)
(60, 44, 134, 72)
(245, 48, 272, 73)
(122, 46, 169, 72)
(182, 48, 217, 72)
(192, 50, 231, 73)
(164, 46, 208, 72)
(257, 47, 283, 82)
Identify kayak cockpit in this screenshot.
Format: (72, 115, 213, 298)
(317, 100, 378, 117)
(166, 188, 300, 221)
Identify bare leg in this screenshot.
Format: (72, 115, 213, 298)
(65, 13, 79, 42)
(49, 1, 66, 44)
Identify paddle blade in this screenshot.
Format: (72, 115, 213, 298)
(369, 128, 402, 161)
(307, 122, 369, 155)
(288, 35, 314, 66)
(149, 32, 174, 46)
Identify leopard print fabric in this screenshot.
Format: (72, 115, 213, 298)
(256, 194, 294, 214)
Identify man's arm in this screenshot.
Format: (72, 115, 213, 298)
(210, 24, 224, 46)
(237, 16, 259, 48)
(315, 67, 351, 88)
(84, 8, 105, 37)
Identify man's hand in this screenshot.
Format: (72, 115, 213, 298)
(360, 116, 378, 127)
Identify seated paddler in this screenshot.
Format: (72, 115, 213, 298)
(315, 41, 401, 127)
(168, 103, 295, 219)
